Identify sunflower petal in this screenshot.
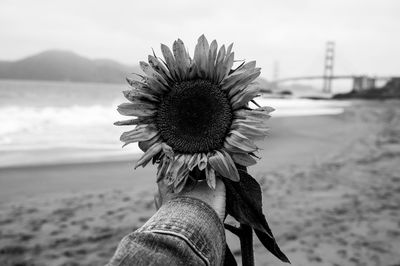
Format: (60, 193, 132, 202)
(140, 61, 169, 86)
(134, 142, 163, 169)
(225, 130, 258, 153)
(221, 150, 240, 181)
(242, 60, 257, 70)
(224, 141, 249, 154)
(120, 125, 158, 144)
(230, 61, 245, 75)
(222, 68, 259, 92)
(227, 71, 261, 99)
(226, 79, 257, 100)
(236, 113, 271, 124)
(234, 118, 270, 127)
(114, 117, 152, 126)
(223, 68, 256, 88)
(126, 77, 163, 96)
(232, 122, 269, 140)
(188, 153, 200, 171)
(226, 43, 234, 55)
(231, 86, 261, 110)
(231, 61, 257, 76)
(234, 106, 274, 121)
(236, 68, 261, 86)
(161, 43, 178, 81)
(157, 157, 171, 182)
(174, 174, 189, 193)
(120, 124, 154, 139)
(126, 78, 146, 90)
(208, 150, 239, 182)
(148, 55, 173, 83)
(218, 52, 234, 83)
(142, 76, 170, 93)
(208, 40, 218, 80)
(233, 115, 270, 128)
(205, 165, 216, 189)
(164, 155, 185, 186)
(245, 116, 271, 124)
(174, 157, 190, 191)
(194, 34, 209, 78)
(215, 45, 226, 83)
(198, 153, 208, 171)
(183, 154, 192, 164)
(138, 134, 160, 152)
(216, 45, 226, 65)
(257, 106, 275, 113)
(173, 39, 190, 80)
(161, 143, 174, 160)
(233, 120, 268, 131)
(123, 90, 159, 103)
(117, 102, 156, 117)
(188, 61, 199, 80)
(231, 153, 257, 166)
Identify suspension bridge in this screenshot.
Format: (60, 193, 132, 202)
(268, 41, 398, 94)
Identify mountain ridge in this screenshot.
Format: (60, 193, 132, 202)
(0, 50, 140, 84)
(0, 50, 271, 86)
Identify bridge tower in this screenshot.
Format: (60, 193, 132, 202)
(323, 41, 335, 93)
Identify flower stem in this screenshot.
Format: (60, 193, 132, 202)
(224, 223, 241, 237)
(240, 223, 254, 266)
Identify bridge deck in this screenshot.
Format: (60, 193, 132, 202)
(273, 75, 396, 83)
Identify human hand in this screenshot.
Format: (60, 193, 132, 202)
(154, 178, 226, 221)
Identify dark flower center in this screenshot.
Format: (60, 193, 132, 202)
(156, 80, 232, 153)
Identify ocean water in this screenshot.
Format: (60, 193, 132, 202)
(0, 80, 350, 167)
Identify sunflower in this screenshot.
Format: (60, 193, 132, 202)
(115, 35, 273, 192)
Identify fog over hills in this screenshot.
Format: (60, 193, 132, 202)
(0, 50, 276, 89)
(0, 50, 140, 83)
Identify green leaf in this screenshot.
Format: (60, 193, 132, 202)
(224, 244, 237, 266)
(223, 167, 290, 263)
(255, 229, 290, 263)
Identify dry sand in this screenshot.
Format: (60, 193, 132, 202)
(0, 100, 399, 266)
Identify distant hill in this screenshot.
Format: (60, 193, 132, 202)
(0, 50, 140, 83)
(0, 50, 273, 86)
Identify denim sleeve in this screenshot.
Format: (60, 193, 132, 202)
(107, 196, 226, 266)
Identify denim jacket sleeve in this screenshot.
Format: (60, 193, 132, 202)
(107, 196, 226, 266)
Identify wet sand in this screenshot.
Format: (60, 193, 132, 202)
(1, 100, 399, 265)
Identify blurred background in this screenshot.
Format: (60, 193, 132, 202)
(0, 0, 399, 265)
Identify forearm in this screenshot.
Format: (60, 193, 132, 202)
(107, 196, 226, 266)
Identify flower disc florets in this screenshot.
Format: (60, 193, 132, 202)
(156, 80, 232, 153)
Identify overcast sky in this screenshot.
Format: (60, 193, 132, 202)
(1, 0, 399, 79)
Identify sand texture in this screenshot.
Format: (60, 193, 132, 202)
(1, 100, 399, 266)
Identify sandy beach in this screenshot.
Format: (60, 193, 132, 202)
(1, 100, 400, 266)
